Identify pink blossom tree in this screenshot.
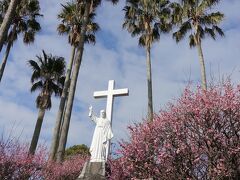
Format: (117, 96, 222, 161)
(109, 82, 240, 179)
(0, 136, 88, 179)
(0, 137, 46, 179)
(43, 155, 88, 180)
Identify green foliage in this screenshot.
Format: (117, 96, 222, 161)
(0, 0, 42, 45)
(123, 0, 172, 48)
(28, 51, 66, 110)
(171, 0, 224, 47)
(65, 144, 90, 158)
(57, 1, 99, 46)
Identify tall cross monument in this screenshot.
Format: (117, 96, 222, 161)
(93, 80, 129, 124)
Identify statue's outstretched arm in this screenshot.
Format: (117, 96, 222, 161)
(89, 106, 97, 123)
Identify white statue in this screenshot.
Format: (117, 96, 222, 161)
(88, 106, 113, 162)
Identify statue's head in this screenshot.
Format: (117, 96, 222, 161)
(100, 109, 106, 118)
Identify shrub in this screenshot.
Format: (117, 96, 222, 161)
(0, 137, 46, 179)
(0, 136, 88, 179)
(65, 144, 90, 158)
(110, 82, 240, 179)
(43, 155, 88, 180)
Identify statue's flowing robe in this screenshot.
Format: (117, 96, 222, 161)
(89, 115, 113, 162)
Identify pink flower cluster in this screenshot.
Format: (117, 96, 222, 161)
(0, 137, 46, 179)
(0, 137, 88, 179)
(44, 155, 88, 180)
(109, 82, 240, 179)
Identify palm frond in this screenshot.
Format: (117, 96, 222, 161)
(23, 30, 35, 44)
(159, 21, 172, 33)
(213, 25, 224, 37)
(58, 0, 99, 46)
(205, 27, 216, 40)
(199, 0, 221, 11)
(42, 50, 48, 65)
(123, 0, 171, 48)
(31, 81, 43, 92)
(173, 21, 192, 42)
(58, 76, 65, 87)
(28, 59, 40, 71)
(85, 34, 96, 44)
(189, 34, 196, 48)
(57, 24, 69, 35)
(152, 25, 160, 42)
(196, 25, 205, 40)
(200, 12, 224, 25)
(173, 31, 182, 43)
(170, 2, 183, 24)
(29, 50, 66, 110)
(86, 22, 100, 33)
(172, 0, 224, 47)
(1, 0, 42, 45)
(49, 81, 63, 97)
(18, 20, 28, 32)
(52, 57, 66, 76)
(139, 35, 146, 47)
(27, 19, 41, 31)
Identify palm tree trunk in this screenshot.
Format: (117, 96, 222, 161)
(196, 42, 207, 90)
(146, 45, 153, 121)
(0, 24, 16, 83)
(0, 41, 12, 82)
(48, 47, 76, 161)
(56, 2, 91, 163)
(28, 108, 45, 155)
(0, 0, 19, 52)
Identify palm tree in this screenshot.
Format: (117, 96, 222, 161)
(0, 0, 41, 83)
(171, 0, 224, 90)
(28, 50, 65, 155)
(56, 0, 119, 163)
(0, 0, 20, 52)
(49, 1, 99, 162)
(123, 0, 171, 121)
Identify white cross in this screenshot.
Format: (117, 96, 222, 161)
(93, 80, 129, 123)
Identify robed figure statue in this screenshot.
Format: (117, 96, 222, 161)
(88, 106, 113, 162)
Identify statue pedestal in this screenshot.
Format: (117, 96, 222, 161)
(77, 161, 106, 180)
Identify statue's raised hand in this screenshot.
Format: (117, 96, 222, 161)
(89, 105, 93, 117)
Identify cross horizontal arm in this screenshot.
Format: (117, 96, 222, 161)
(93, 91, 108, 98)
(113, 88, 129, 96)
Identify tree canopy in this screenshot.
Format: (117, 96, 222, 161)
(65, 144, 90, 158)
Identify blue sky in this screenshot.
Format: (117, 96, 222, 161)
(0, 0, 240, 151)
